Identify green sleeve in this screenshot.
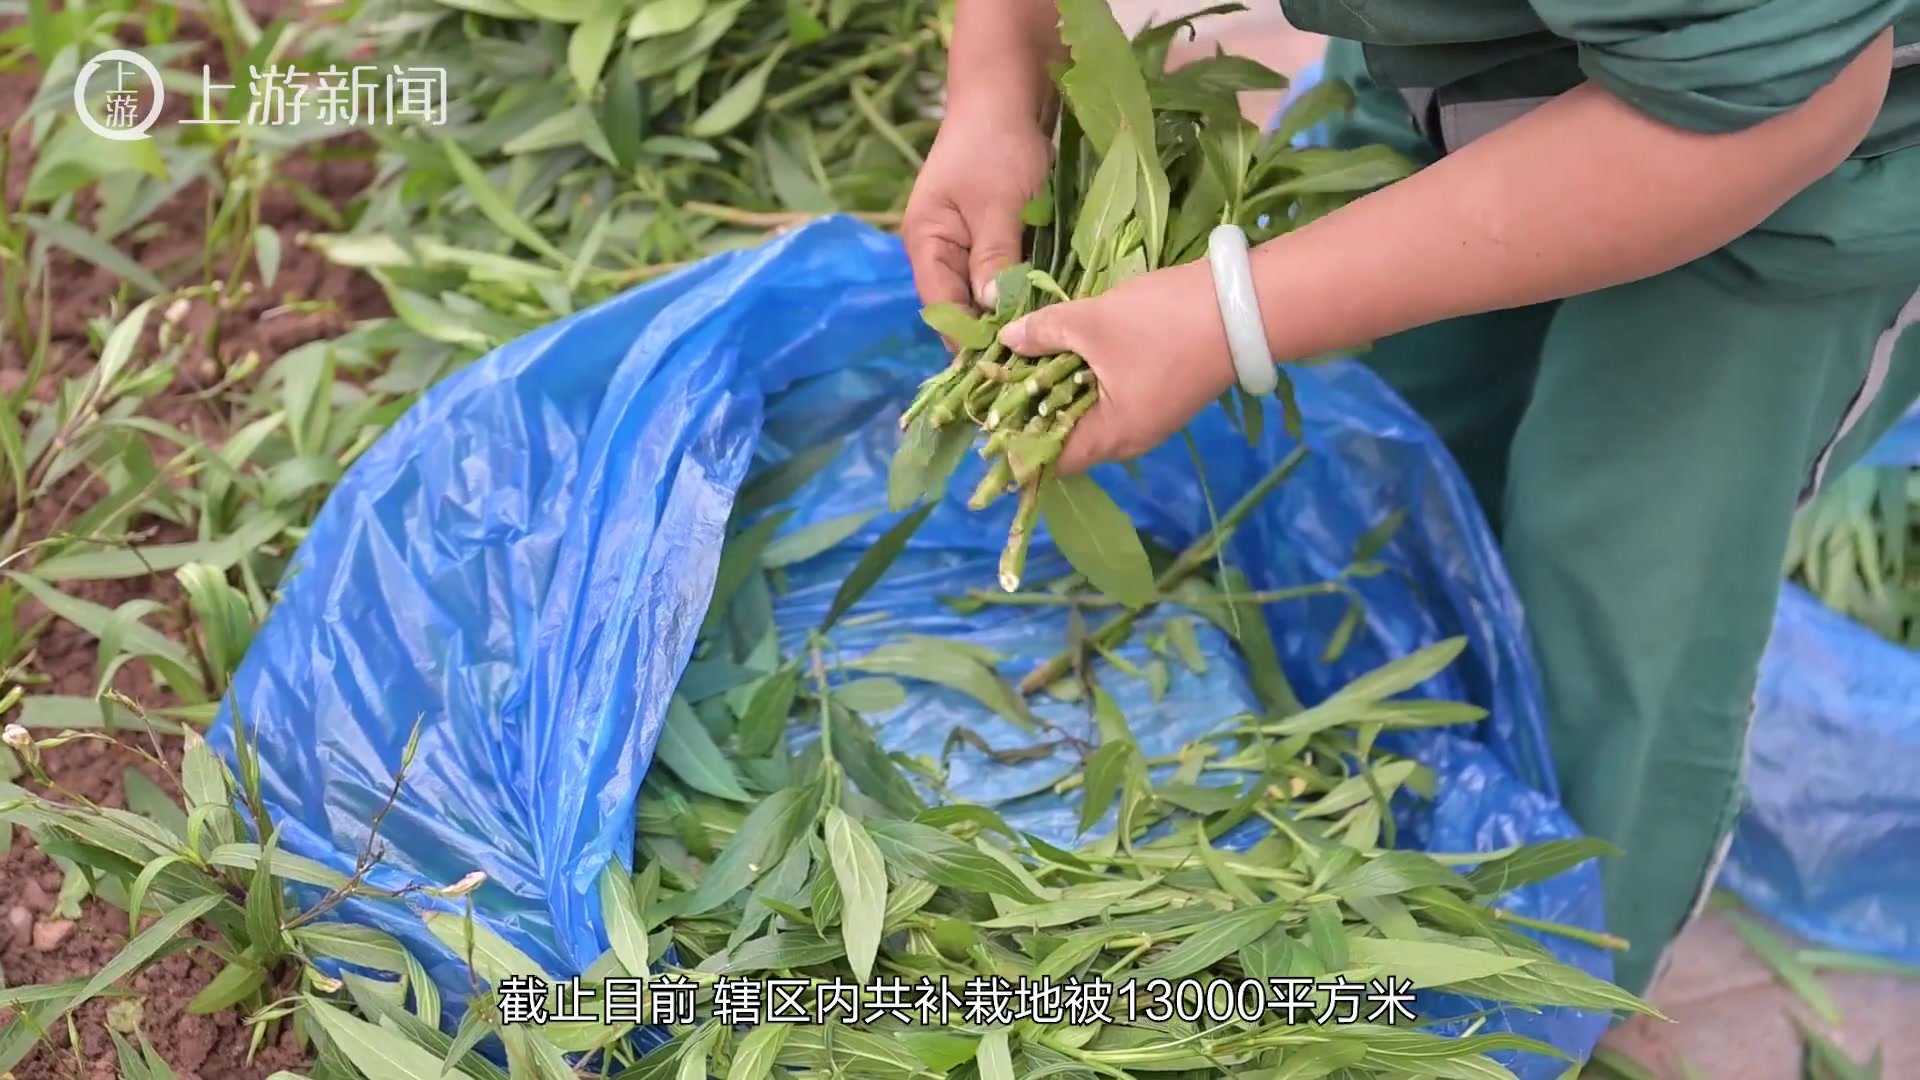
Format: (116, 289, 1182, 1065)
(1530, 0, 1908, 133)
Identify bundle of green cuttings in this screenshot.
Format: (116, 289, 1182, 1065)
(1785, 463, 1920, 647)
(889, 0, 1416, 595)
(538, 418, 1667, 1080)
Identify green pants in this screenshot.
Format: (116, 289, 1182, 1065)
(1318, 40, 1920, 995)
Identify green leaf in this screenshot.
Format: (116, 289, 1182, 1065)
(1259, 145, 1417, 199)
(656, 696, 753, 802)
(1077, 740, 1136, 836)
(187, 959, 266, 1014)
(820, 503, 934, 630)
(698, 930, 846, 976)
(735, 665, 801, 758)
(629, 0, 708, 40)
(1305, 899, 1349, 971)
(866, 821, 1046, 903)
(1061, 4, 1169, 263)
(824, 806, 888, 983)
(687, 49, 784, 138)
(1331, 851, 1472, 901)
(1165, 616, 1207, 674)
(738, 438, 848, 518)
(833, 678, 906, 714)
(23, 214, 166, 295)
(976, 1030, 1015, 1080)
(887, 421, 975, 512)
(438, 138, 567, 264)
(1723, 908, 1841, 1025)
(845, 639, 1036, 730)
(676, 785, 815, 917)
(1128, 903, 1287, 981)
(1352, 508, 1407, 565)
(289, 924, 410, 973)
(599, 861, 651, 976)
(122, 769, 188, 839)
(568, 0, 623, 94)
(1450, 958, 1664, 1018)
(1039, 475, 1155, 608)
(1069, 130, 1142, 272)
(761, 510, 876, 568)
(726, 1021, 791, 1080)
(1345, 936, 1535, 989)
(301, 996, 486, 1080)
(25, 512, 289, 581)
(1271, 75, 1358, 146)
(423, 911, 553, 986)
(1466, 838, 1617, 896)
(921, 302, 995, 350)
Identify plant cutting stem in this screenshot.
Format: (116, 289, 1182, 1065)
(962, 582, 1342, 608)
(1492, 908, 1630, 951)
(1017, 446, 1311, 694)
(764, 32, 937, 113)
(681, 202, 903, 229)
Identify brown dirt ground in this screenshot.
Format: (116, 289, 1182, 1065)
(1, 7, 389, 1076)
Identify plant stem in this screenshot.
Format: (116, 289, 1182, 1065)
(1492, 908, 1631, 951)
(1017, 446, 1311, 693)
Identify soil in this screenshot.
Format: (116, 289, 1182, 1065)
(1, 7, 390, 1076)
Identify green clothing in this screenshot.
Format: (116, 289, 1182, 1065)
(1315, 39, 1920, 996)
(1283, 0, 1920, 157)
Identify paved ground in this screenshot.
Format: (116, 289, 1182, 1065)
(1604, 909, 1918, 1078)
(1113, 3, 1920, 1076)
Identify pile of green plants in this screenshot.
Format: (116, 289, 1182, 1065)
(1784, 463, 1920, 647)
(311, 0, 954, 372)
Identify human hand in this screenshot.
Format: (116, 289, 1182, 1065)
(900, 110, 1054, 316)
(998, 261, 1239, 475)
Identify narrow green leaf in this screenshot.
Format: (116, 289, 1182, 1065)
(687, 49, 783, 138)
(568, 0, 623, 94)
(301, 997, 485, 1080)
(761, 510, 876, 568)
(820, 503, 933, 630)
(1346, 936, 1535, 989)
(976, 1030, 1015, 1080)
(599, 861, 651, 976)
(824, 806, 888, 983)
(725, 1014, 791, 1080)
(1724, 908, 1841, 1025)
(1466, 838, 1618, 896)
(1039, 475, 1155, 608)
(656, 696, 752, 802)
(846, 639, 1036, 730)
(438, 138, 567, 263)
(1129, 903, 1287, 981)
(921, 302, 995, 350)
(187, 960, 266, 1014)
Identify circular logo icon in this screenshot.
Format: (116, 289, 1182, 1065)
(73, 49, 165, 141)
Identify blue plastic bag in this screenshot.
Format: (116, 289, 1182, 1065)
(1723, 409, 1920, 964)
(211, 217, 1611, 1075)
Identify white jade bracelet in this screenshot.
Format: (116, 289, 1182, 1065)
(1206, 224, 1277, 397)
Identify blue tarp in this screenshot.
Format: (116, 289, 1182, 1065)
(1723, 410, 1920, 965)
(211, 231, 1613, 1071)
